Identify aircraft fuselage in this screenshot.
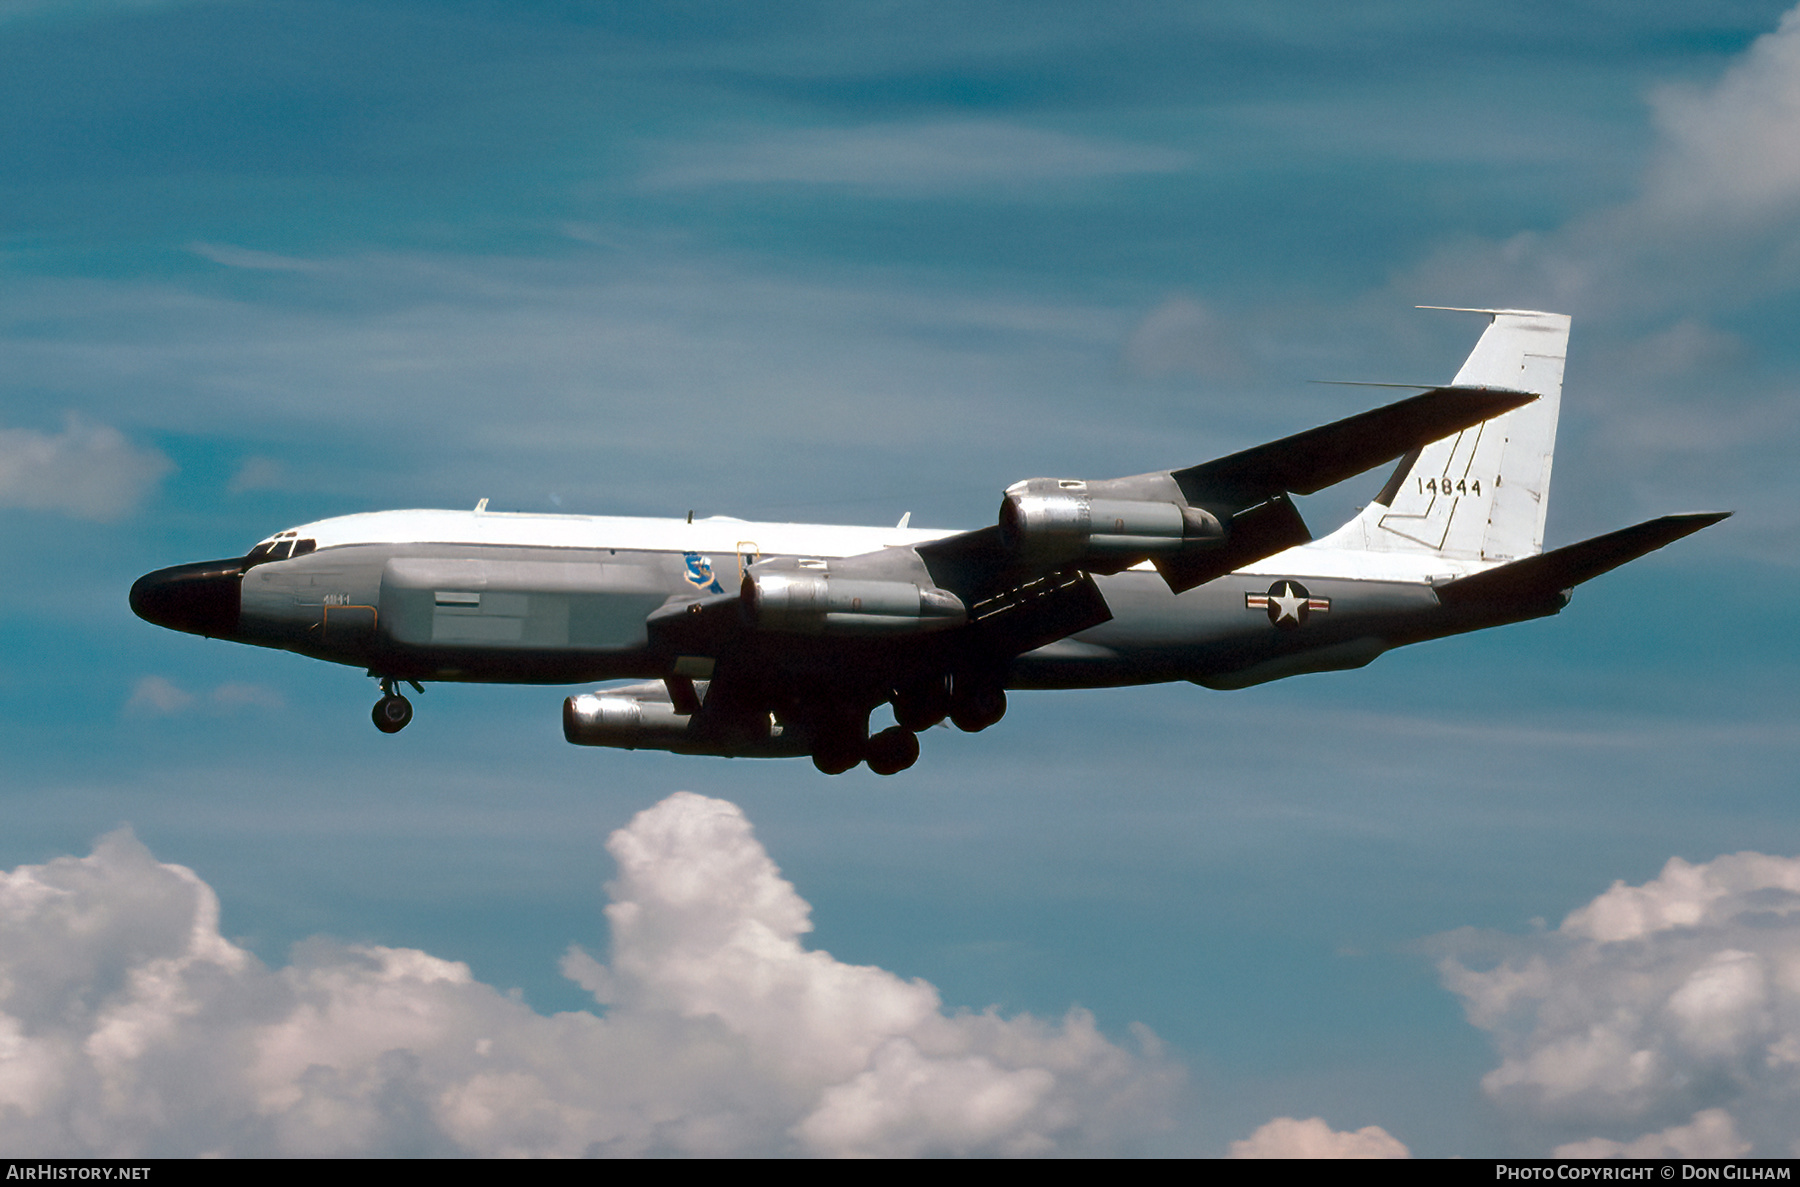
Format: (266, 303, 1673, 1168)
(134, 506, 1524, 695)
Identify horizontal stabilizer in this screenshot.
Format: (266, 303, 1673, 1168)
(1435, 512, 1731, 607)
(1174, 386, 1537, 501)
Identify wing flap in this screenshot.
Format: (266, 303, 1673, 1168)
(1153, 493, 1311, 594)
(963, 568, 1112, 658)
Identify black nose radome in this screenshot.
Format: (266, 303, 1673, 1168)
(130, 559, 244, 637)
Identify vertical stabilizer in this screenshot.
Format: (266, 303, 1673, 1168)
(1318, 309, 1568, 564)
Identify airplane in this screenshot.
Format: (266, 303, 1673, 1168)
(130, 309, 1727, 775)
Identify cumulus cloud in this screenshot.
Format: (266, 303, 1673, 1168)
(1553, 1109, 1751, 1159)
(1403, 3, 1800, 318)
(0, 794, 1178, 1156)
(1438, 851, 1800, 1156)
(1640, 8, 1800, 230)
(1228, 1116, 1410, 1159)
(0, 416, 170, 521)
(1376, 6, 1800, 561)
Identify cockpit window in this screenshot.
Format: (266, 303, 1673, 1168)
(243, 531, 317, 569)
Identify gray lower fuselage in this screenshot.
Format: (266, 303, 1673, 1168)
(232, 539, 1469, 693)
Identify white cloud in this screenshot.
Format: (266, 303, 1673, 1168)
(1374, 6, 1800, 562)
(0, 416, 170, 521)
(643, 121, 1189, 191)
(227, 456, 287, 493)
(187, 243, 324, 273)
(0, 794, 1179, 1156)
(1438, 851, 1800, 1156)
(1640, 8, 1800, 228)
(1554, 1109, 1752, 1159)
(0, 257, 1132, 516)
(1228, 1116, 1410, 1159)
(123, 678, 284, 717)
(1400, 4, 1800, 319)
(123, 675, 192, 717)
(1120, 296, 1253, 383)
(209, 682, 285, 711)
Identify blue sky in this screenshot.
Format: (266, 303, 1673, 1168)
(2, 0, 1799, 1157)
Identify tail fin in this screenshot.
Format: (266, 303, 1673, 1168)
(1319, 309, 1569, 564)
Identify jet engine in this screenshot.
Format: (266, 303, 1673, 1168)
(563, 690, 694, 749)
(562, 684, 806, 757)
(997, 483, 1222, 568)
(741, 572, 966, 635)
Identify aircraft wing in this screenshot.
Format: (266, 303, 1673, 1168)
(918, 384, 1538, 599)
(649, 383, 1537, 716)
(1171, 386, 1538, 500)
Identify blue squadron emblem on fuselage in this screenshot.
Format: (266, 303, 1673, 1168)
(1245, 580, 1330, 629)
(683, 552, 725, 594)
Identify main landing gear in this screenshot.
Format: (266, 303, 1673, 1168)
(811, 724, 921, 776)
(865, 726, 920, 776)
(807, 675, 1008, 776)
(891, 674, 1006, 735)
(371, 677, 424, 734)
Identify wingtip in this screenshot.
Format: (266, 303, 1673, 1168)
(1416, 305, 1567, 318)
(1422, 384, 1539, 416)
(1669, 510, 1734, 529)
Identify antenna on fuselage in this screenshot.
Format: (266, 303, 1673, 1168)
(474, 498, 489, 514)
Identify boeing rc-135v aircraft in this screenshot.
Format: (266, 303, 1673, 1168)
(132, 310, 1726, 775)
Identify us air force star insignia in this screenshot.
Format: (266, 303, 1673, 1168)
(1244, 580, 1330, 629)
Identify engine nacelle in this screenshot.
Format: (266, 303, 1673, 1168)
(998, 484, 1221, 567)
(563, 688, 805, 757)
(742, 573, 966, 635)
(563, 691, 695, 749)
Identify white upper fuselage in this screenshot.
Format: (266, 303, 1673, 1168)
(286, 508, 954, 560)
(278, 507, 1492, 586)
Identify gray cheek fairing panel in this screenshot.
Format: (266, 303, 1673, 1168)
(233, 543, 685, 682)
(379, 556, 670, 650)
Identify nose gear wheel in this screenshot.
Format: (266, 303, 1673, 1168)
(371, 677, 423, 733)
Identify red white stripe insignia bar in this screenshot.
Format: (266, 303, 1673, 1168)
(1245, 580, 1330, 628)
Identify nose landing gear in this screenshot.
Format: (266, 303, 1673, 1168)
(371, 677, 423, 734)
